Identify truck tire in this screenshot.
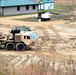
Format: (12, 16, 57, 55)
(38, 19, 41, 22)
(6, 43, 15, 50)
(16, 43, 25, 51)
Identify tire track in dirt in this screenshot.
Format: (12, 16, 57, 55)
(33, 24, 61, 57)
(48, 26, 61, 52)
(33, 23, 61, 55)
(41, 24, 61, 52)
(33, 26, 49, 56)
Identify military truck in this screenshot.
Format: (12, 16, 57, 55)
(0, 26, 37, 51)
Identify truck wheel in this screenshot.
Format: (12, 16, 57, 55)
(6, 43, 15, 50)
(16, 43, 25, 51)
(38, 19, 41, 22)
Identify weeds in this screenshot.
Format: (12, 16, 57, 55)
(0, 54, 76, 75)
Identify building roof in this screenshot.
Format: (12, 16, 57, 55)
(0, 0, 39, 7)
(40, 0, 54, 3)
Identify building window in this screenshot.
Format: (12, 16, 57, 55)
(17, 6, 20, 11)
(26, 5, 29, 10)
(32, 5, 35, 10)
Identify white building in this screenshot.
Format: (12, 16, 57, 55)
(39, 0, 54, 10)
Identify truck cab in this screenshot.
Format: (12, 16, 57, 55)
(15, 31, 37, 46)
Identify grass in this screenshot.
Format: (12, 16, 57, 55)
(15, 14, 73, 22)
(40, 4, 76, 14)
(0, 72, 5, 75)
(15, 17, 38, 22)
(0, 54, 76, 75)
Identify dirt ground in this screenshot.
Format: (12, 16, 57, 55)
(0, 14, 76, 75)
(0, 14, 76, 58)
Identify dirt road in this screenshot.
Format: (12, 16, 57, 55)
(0, 14, 76, 56)
(0, 14, 76, 75)
(0, 14, 68, 26)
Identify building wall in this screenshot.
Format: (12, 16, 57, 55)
(3, 5, 38, 15)
(39, 3, 54, 10)
(0, 7, 2, 15)
(44, 3, 54, 10)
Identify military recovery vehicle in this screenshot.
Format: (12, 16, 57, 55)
(0, 26, 37, 51)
